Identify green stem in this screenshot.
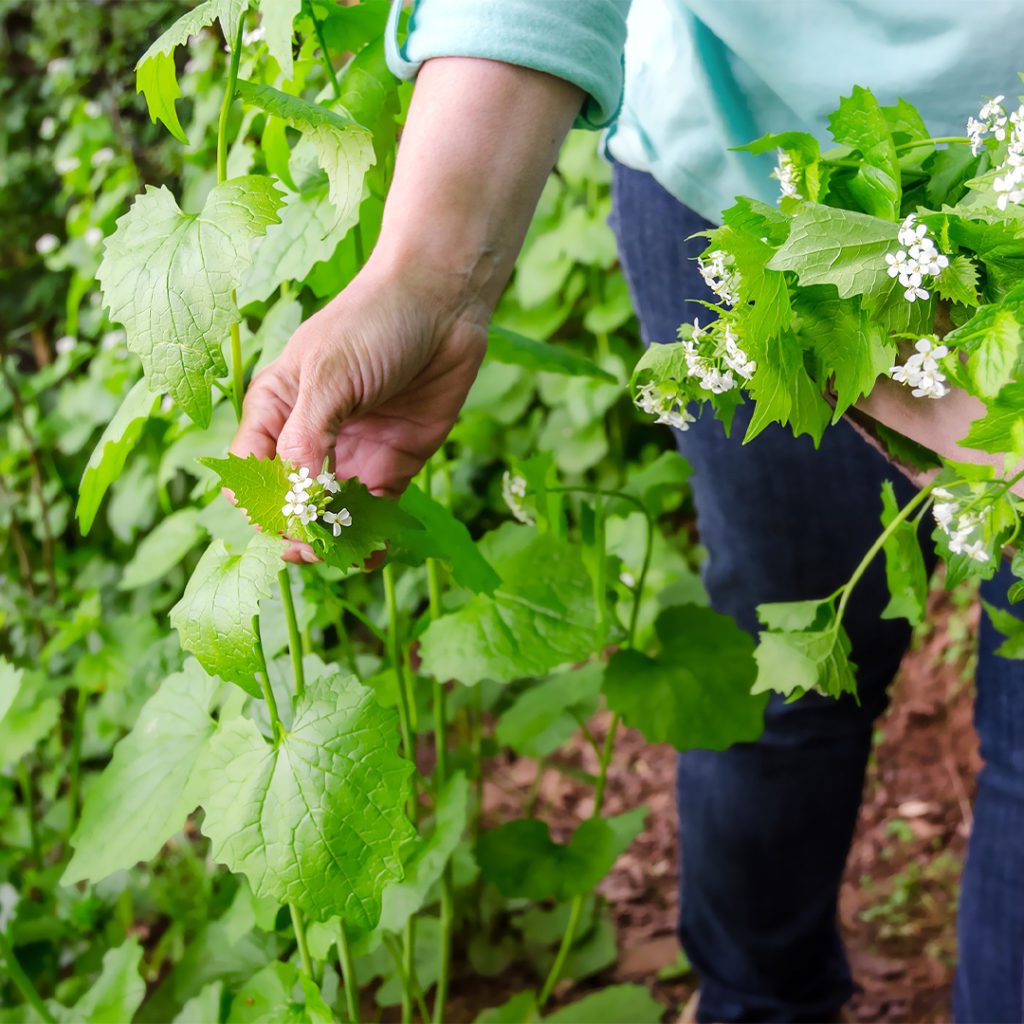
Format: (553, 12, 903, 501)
(0, 929, 55, 1024)
(402, 918, 416, 1024)
(289, 903, 314, 980)
(336, 919, 361, 1023)
(834, 481, 936, 628)
(67, 685, 87, 835)
(353, 221, 365, 269)
(384, 933, 429, 1024)
(337, 597, 388, 643)
(308, 0, 342, 99)
(278, 568, 305, 699)
(215, 17, 246, 419)
(538, 893, 584, 1008)
(17, 763, 39, 865)
(895, 135, 971, 152)
(382, 564, 415, 772)
(252, 614, 283, 744)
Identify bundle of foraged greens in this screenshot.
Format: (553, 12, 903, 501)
(632, 85, 1024, 693)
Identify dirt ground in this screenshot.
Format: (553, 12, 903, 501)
(460, 581, 980, 1022)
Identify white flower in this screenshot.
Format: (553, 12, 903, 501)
(35, 233, 59, 254)
(316, 470, 340, 494)
(55, 335, 77, 355)
(243, 25, 266, 45)
(721, 324, 757, 380)
(39, 116, 56, 140)
(100, 329, 125, 351)
(46, 57, 70, 77)
(297, 503, 318, 526)
(931, 491, 992, 563)
(322, 508, 352, 536)
(288, 466, 312, 491)
(886, 216, 949, 304)
(698, 250, 742, 306)
(501, 471, 534, 524)
(84, 100, 101, 119)
(771, 149, 802, 201)
(55, 155, 80, 175)
(161, 395, 174, 413)
(619, 571, 636, 588)
(889, 337, 948, 399)
(967, 95, 1008, 155)
(91, 146, 114, 168)
(990, 102, 1024, 210)
(84, 226, 103, 247)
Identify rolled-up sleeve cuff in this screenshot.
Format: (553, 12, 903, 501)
(385, 0, 629, 129)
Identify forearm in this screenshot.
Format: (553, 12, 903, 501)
(368, 57, 584, 321)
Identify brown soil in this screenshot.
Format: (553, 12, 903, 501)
(450, 582, 980, 1022)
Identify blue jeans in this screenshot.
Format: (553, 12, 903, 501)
(611, 164, 1024, 1023)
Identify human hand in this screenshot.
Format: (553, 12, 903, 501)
(230, 257, 487, 561)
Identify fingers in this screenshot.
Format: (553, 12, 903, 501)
(231, 367, 292, 459)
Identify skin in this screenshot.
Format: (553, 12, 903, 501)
(231, 58, 582, 561)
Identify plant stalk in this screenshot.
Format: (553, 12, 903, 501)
(336, 919, 361, 1023)
(66, 685, 87, 834)
(308, 0, 342, 100)
(278, 568, 305, 699)
(215, 17, 246, 420)
(252, 614, 283, 743)
(0, 929, 55, 1024)
(289, 903, 314, 980)
(17, 763, 40, 865)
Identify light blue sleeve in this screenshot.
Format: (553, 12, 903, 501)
(384, 0, 631, 129)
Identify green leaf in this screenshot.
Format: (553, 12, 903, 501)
(77, 379, 159, 534)
(66, 938, 145, 1024)
(603, 605, 766, 751)
(712, 225, 792, 340)
(250, 294, 303, 373)
(63, 662, 220, 886)
(136, 51, 188, 144)
(418, 524, 600, 686)
(960, 381, 1024, 458)
(136, 0, 251, 142)
(392, 483, 501, 594)
(226, 961, 332, 1024)
(948, 306, 1022, 398)
(474, 992, 540, 1024)
(878, 481, 929, 625)
(0, 657, 23, 725)
(545, 984, 664, 1024)
(200, 673, 414, 928)
(238, 180, 359, 307)
(487, 325, 615, 382)
(374, 772, 469, 936)
(794, 287, 894, 420)
(0, 671, 61, 767)
(236, 80, 374, 220)
(119, 507, 205, 590)
(753, 599, 858, 699)
(933, 255, 980, 308)
(495, 664, 603, 759)
(169, 533, 284, 697)
(173, 981, 223, 1024)
(475, 812, 640, 902)
(199, 453, 418, 568)
(768, 202, 897, 298)
(982, 601, 1024, 659)
(258, 0, 300, 80)
(828, 87, 900, 218)
(98, 178, 284, 427)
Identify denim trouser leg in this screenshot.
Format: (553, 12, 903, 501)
(954, 564, 1024, 1022)
(611, 164, 926, 1022)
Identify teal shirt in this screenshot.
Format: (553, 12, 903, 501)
(386, 0, 1023, 225)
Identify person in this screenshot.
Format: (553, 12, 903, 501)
(231, 2, 1024, 1020)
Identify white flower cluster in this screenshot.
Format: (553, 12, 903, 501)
(884, 214, 949, 302)
(36, 233, 59, 255)
(993, 107, 1024, 211)
(889, 337, 949, 399)
(634, 381, 696, 432)
(698, 250, 741, 306)
(281, 466, 352, 536)
(967, 96, 1009, 155)
(771, 149, 802, 201)
(932, 488, 990, 563)
(501, 471, 535, 525)
(681, 321, 756, 395)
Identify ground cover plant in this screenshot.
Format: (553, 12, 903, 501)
(633, 83, 1024, 697)
(0, 3, 731, 1020)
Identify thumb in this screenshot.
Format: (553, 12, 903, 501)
(276, 389, 337, 478)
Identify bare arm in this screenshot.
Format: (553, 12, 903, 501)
(232, 59, 582, 559)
